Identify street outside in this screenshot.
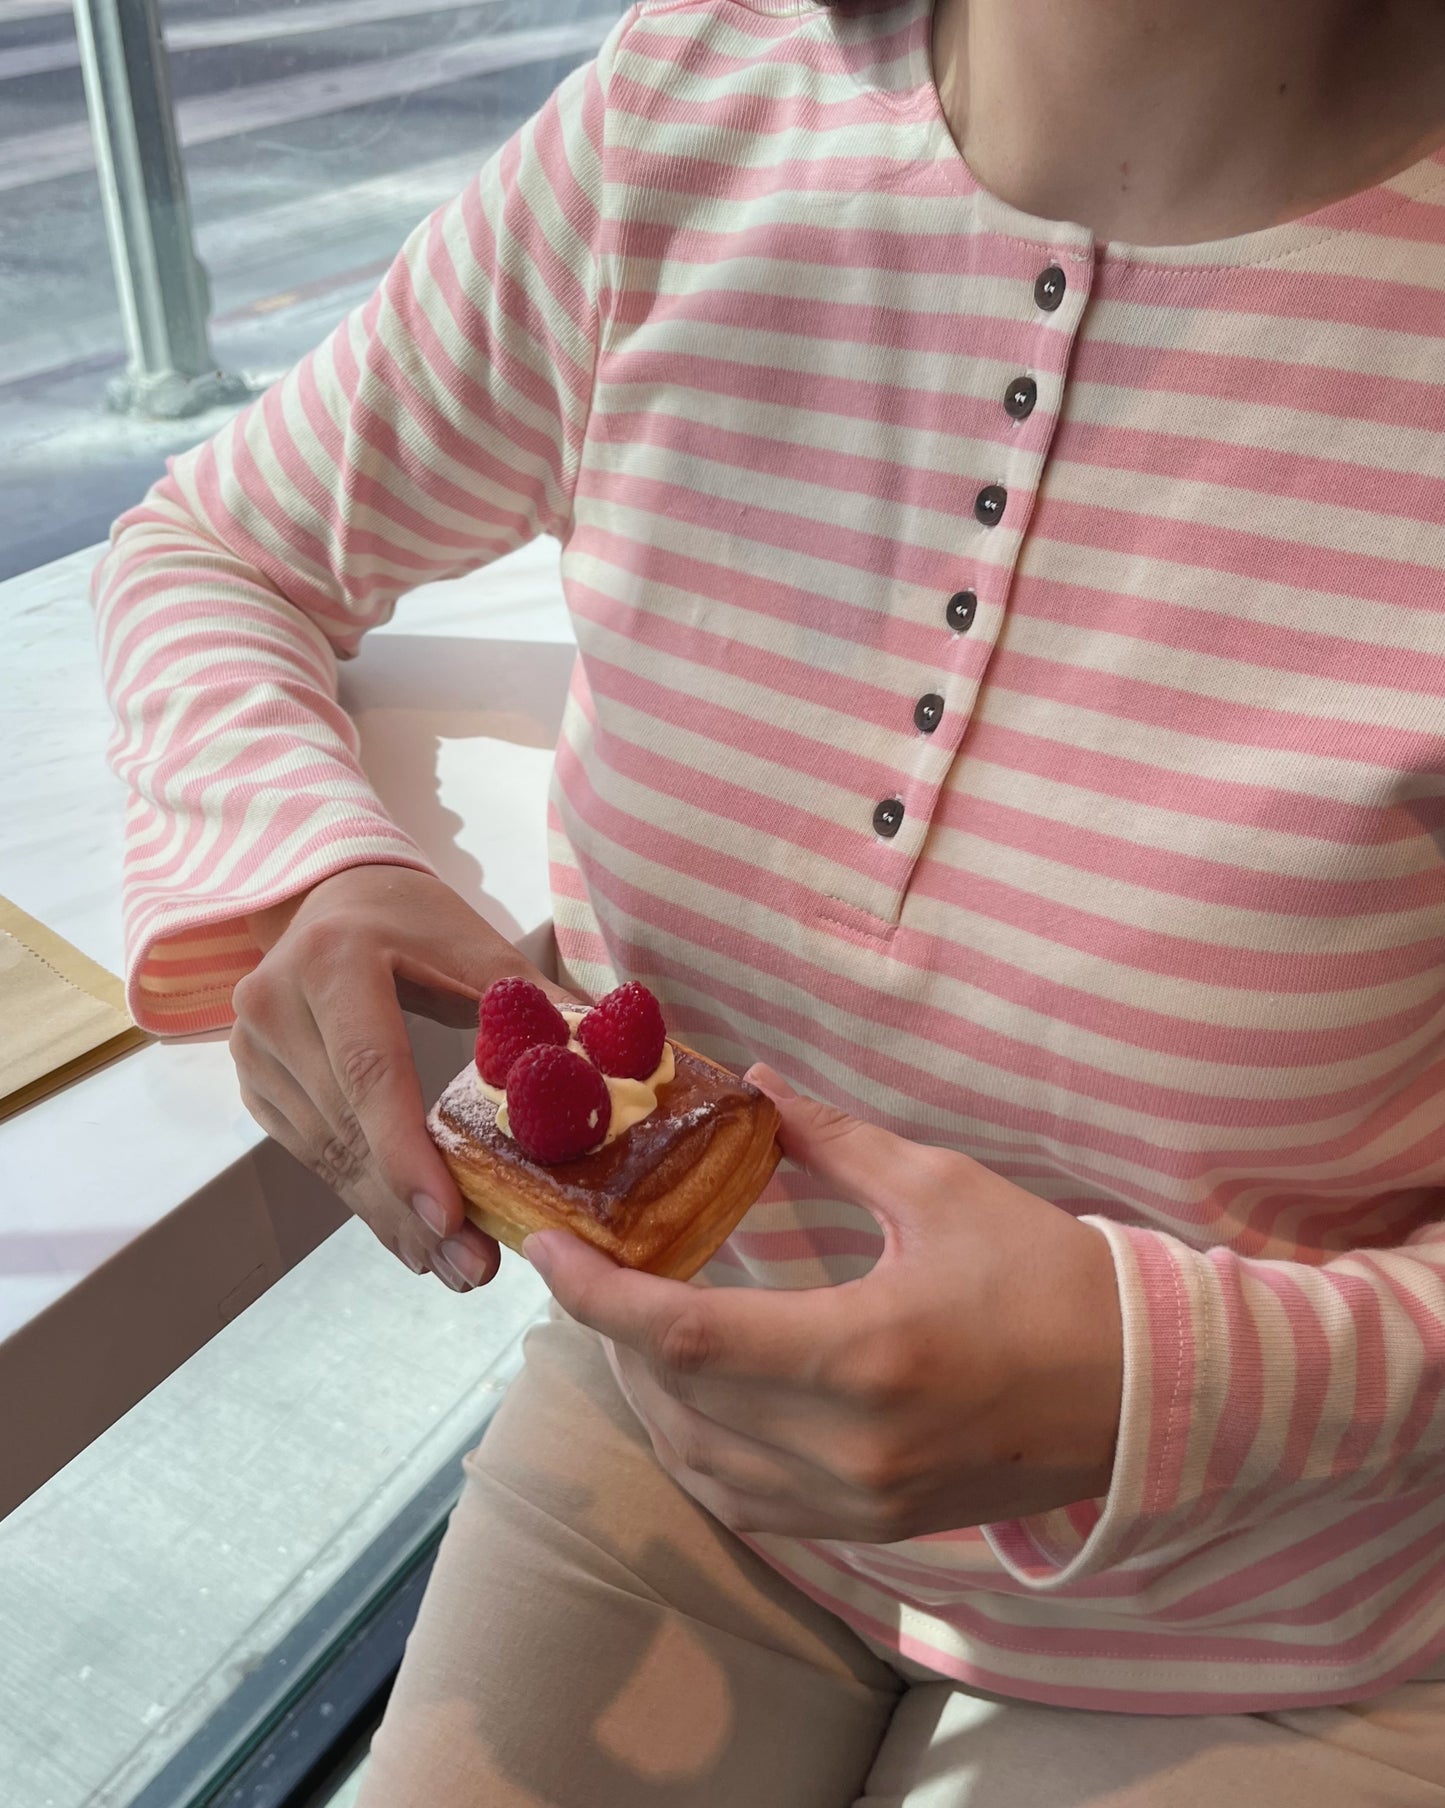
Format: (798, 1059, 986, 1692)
(0, 0, 622, 580)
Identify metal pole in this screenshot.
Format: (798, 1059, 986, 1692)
(71, 0, 248, 418)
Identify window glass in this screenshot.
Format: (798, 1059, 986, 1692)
(0, 0, 626, 580)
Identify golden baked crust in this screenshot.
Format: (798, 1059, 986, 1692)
(427, 1041, 781, 1279)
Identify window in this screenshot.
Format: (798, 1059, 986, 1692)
(0, 0, 627, 580)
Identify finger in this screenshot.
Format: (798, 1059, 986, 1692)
(394, 953, 581, 1027)
(247, 976, 503, 1287)
(615, 1343, 858, 1507)
(236, 1028, 373, 1200)
(395, 975, 490, 1028)
(524, 1229, 843, 1387)
(236, 1033, 489, 1282)
(237, 977, 381, 1167)
(642, 1408, 863, 1541)
(745, 1065, 913, 1220)
(616, 1355, 798, 1530)
(239, 1007, 436, 1246)
(429, 1216, 502, 1290)
(242, 998, 367, 1158)
(236, 1058, 432, 1275)
(308, 958, 470, 1241)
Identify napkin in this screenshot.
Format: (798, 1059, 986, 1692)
(0, 895, 148, 1121)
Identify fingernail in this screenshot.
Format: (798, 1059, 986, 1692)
(412, 1193, 448, 1238)
(438, 1236, 488, 1288)
(432, 1253, 473, 1292)
(402, 1248, 427, 1275)
(522, 1232, 558, 1277)
(744, 1063, 795, 1102)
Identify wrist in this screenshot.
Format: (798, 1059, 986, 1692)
(246, 862, 432, 952)
(246, 890, 312, 952)
(1003, 1213, 1124, 1505)
(244, 864, 379, 951)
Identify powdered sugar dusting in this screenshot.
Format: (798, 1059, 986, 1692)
(430, 1064, 500, 1146)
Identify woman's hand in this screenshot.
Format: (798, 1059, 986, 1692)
(522, 1067, 1124, 1542)
(231, 864, 576, 1292)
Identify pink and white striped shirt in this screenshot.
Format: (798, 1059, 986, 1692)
(94, 0, 1445, 1712)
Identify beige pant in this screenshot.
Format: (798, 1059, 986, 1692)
(358, 1306, 1445, 1806)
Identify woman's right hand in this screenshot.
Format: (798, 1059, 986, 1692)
(230, 864, 577, 1292)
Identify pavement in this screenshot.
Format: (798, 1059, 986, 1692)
(0, 0, 625, 579)
(0, 1212, 549, 1808)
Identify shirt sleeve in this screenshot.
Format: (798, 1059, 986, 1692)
(982, 1212, 1445, 1588)
(91, 7, 637, 1036)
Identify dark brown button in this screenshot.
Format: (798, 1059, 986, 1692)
(873, 798, 904, 838)
(914, 693, 944, 734)
(974, 485, 1007, 527)
(946, 590, 977, 632)
(1034, 265, 1066, 311)
(1004, 375, 1037, 420)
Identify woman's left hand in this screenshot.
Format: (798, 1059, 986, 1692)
(522, 1066, 1125, 1543)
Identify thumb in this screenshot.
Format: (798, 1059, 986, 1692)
(745, 1064, 907, 1216)
(521, 1228, 691, 1354)
(521, 1226, 623, 1312)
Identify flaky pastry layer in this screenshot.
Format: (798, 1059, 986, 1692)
(427, 1041, 781, 1280)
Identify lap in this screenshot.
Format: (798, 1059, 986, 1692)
(360, 1301, 1445, 1808)
(358, 1302, 902, 1808)
(859, 1677, 1445, 1805)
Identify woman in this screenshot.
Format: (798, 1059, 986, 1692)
(94, 0, 1445, 1799)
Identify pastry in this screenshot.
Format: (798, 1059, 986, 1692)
(427, 977, 781, 1279)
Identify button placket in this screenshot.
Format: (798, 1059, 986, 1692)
(869, 248, 1091, 859)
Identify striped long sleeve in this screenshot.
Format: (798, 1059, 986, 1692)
(92, 8, 633, 1034)
(985, 1214, 1445, 1586)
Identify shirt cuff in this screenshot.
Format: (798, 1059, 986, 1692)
(981, 1216, 1210, 1589)
(123, 830, 436, 1036)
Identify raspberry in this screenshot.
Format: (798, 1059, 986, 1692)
(475, 976, 568, 1088)
(505, 1044, 612, 1164)
(577, 980, 667, 1081)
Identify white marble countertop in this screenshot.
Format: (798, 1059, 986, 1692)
(0, 534, 575, 1503)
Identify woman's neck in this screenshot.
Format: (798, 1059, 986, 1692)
(931, 0, 1445, 244)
